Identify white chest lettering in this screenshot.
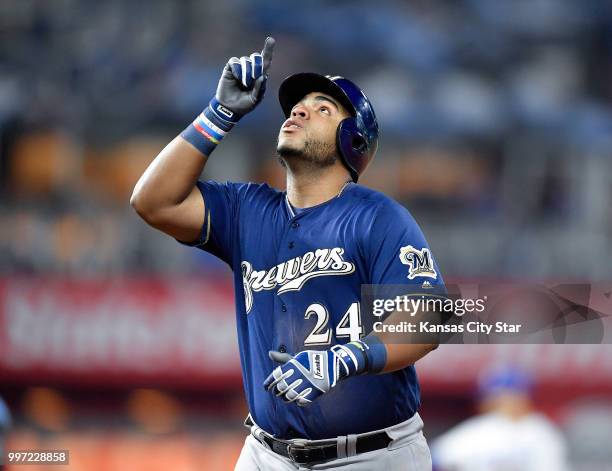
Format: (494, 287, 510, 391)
(241, 248, 355, 313)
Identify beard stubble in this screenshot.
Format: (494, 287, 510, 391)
(277, 137, 338, 170)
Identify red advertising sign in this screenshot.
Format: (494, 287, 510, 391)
(1, 277, 612, 394)
(0, 276, 241, 388)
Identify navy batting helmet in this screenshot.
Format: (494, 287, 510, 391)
(278, 73, 378, 182)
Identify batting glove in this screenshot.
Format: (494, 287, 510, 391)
(214, 36, 275, 120)
(181, 37, 274, 156)
(264, 342, 370, 407)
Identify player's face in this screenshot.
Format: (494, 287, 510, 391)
(277, 92, 350, 168)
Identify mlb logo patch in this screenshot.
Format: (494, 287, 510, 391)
(399, 245, 437, 280)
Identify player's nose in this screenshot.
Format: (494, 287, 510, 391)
(291, 103, 309, 120)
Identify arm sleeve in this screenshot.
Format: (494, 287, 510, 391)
(367, 201, 445, 292)
(176, 180, 239, 265)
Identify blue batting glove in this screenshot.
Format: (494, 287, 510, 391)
(181, 37, 275, 156)
(215, 36, 275, 119)
(263, 342, 369, 407)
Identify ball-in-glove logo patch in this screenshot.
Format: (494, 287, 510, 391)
(399, 245, 437, 280)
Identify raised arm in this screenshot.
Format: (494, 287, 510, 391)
(130, 138, 208, 242)
(130, 37, 275, 242)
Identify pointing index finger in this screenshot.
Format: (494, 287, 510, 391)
(261, 36, 275, 73)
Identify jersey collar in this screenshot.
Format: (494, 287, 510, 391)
(284, 181, 353, 219)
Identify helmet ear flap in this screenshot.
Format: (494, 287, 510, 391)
(351, 133, 367, 153)
(337, 118, 367, 182)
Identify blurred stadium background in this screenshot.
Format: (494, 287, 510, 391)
(1, 0, 612, 469)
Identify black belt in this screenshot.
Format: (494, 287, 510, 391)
(245, 416, 392, 465)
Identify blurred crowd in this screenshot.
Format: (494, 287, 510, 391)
(1, 0, 612, 278)
(1, 4, 612, 470)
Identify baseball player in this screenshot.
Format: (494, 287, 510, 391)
(132, 37, 445, 470)
(432, 367, 570, 471)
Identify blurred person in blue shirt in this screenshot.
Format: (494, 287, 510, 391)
(0, 397, 11, 471)
(432, 366, 569, 471)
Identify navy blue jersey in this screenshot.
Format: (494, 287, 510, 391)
(180, 181, 445, 440)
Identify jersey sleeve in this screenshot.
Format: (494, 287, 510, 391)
(176, 180, 240, 265)
(366, 200, 445, 292)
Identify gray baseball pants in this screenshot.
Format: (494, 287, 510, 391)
(235, 412, 432, 470)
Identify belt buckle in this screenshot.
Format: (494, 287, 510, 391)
(287, 440, 310, 464)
